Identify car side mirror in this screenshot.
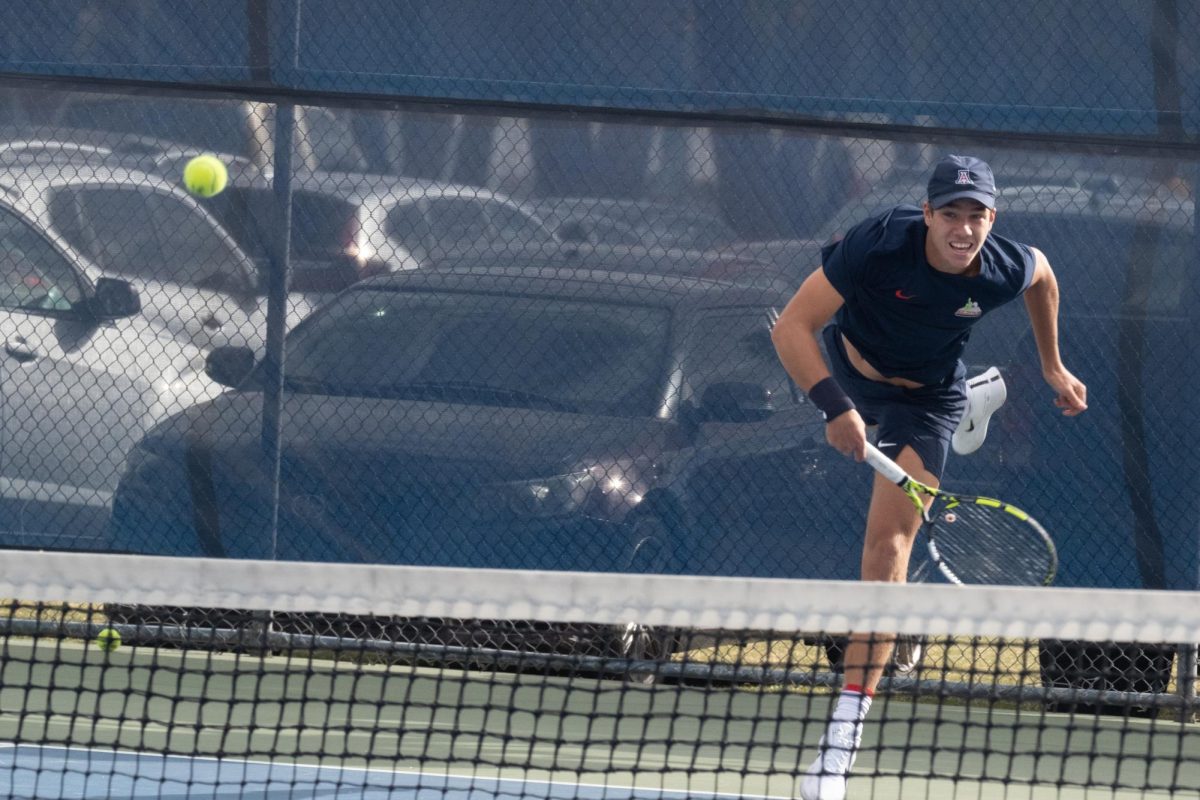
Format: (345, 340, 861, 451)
(699, 381, 775, 423)
(89, 277, 140, 319)
(206, 346, 258, 388)
(556, 220, 592, 243)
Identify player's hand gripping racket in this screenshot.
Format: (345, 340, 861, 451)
(864, 443, 1057, 586)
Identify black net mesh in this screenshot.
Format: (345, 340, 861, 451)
(0, 555, 1197, 797)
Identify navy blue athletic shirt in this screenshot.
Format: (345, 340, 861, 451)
(821, 205, 1036, 385)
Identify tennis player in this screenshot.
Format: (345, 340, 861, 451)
(770, 154, 1087, 800)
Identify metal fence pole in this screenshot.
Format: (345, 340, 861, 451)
(262, 104, 294, 562)
(1178, 643, 1198, 722)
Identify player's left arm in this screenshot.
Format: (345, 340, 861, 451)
(1024, 247, 1088, 416)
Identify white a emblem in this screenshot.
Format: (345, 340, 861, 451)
(956, 169, 973, 185)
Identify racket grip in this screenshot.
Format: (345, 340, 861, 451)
(864, 442, 908, 485)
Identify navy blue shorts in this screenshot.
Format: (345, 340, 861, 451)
(822, 326, 967, 480)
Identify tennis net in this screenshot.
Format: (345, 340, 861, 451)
(0, 551, 1198, 799)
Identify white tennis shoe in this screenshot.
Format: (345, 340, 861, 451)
(952, 366, 1007, 455)
(800, 720, 862, 800)
(891, 634, 924, 674)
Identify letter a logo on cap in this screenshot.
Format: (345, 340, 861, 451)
(956, 169, 973, 185)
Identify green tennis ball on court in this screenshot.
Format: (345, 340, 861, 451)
(183, 154, 228, 198)
(95, 627, 122, 653)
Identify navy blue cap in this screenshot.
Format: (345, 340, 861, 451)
(927, 155, 996, 209)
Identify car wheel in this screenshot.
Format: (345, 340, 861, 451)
(609, 622, 681, 685)
(1038, 638, 1174, 716)
(609, 507, 685, 684)
(624, 508, 680, 574)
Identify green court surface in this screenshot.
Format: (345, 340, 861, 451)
(1, 637, 1197, 799)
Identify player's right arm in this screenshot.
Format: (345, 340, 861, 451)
(771, 267, 868, 460)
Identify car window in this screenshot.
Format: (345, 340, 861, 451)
(686, 310, 796, 409)
(0, 207, 83, 312)
(204, 188, 358, 266)
(300, 106, 368, 173)
(284, 289, 671, 418)
(997, 213, 1191, 316)
(384, 201, 432, 257)
(654, 213, 737, 250)
(202, 187, 270, 260)
(424, 198, 491, 256)
(291, 192, 359, 261)
(50, 187, 248, 288)
(608, 205, 673, 246)
(488, 202, 558, 247)
(576, 217, 628, 244)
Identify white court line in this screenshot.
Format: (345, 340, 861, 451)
(0, 742, 795, 800)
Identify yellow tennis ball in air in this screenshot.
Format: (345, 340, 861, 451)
(95, 627, 122, 653)
(183, 154, 228, 198)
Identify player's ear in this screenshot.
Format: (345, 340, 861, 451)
(922, 201, 934, 225)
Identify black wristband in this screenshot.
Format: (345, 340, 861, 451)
(808, 377, 855, 421)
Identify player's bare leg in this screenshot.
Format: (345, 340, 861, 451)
(801, 445, 934, 800)
(844, 445, 935, 687)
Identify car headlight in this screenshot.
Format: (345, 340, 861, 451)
(498, 459, 649, 520)
(502, 470, 598, 519)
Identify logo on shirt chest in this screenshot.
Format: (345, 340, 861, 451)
(885, 287, 982, 319)
(954, 298, 982, 318)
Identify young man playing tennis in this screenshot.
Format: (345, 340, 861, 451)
(771, 154, 1088, 800)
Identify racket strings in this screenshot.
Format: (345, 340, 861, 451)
(928, 499, 1056, 585)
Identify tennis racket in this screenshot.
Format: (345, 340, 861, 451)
(864, 442, 1057, 586)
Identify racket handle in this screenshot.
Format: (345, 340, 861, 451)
(864, 442, 908, 485)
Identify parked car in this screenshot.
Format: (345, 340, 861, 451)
(107, 266, 865, 653)
(0, 201, 222, 551)
(0, 156, 318, 352)
(523, 196, 739, 251)
(190, 168, 792, 292)
(196, 169, 571, 284)
(716, 238, 824, 284)
(49, 92, 370, 173)
(719, 160, 1165, 284)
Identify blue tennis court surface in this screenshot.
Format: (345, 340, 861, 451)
(1, 744, 772, 800)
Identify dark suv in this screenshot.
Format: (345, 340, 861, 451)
(108, 266, 862, 579)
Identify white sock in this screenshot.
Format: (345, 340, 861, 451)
(832, 689, 872, 725)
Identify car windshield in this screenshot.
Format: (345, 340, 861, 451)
(205, 188, 356, 262)
(46, 186, 250, 288)
(283, 288, 672, 417)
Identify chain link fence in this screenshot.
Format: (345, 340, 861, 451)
(0, 2, 1195, 704)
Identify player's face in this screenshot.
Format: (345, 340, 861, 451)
(922, 200, 996, 274)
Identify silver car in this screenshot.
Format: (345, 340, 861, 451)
(0, 158, 316, 352)
(200, 169, 565, 280)
(0, 198, 222, 550)
(522, 195, 739, 251)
